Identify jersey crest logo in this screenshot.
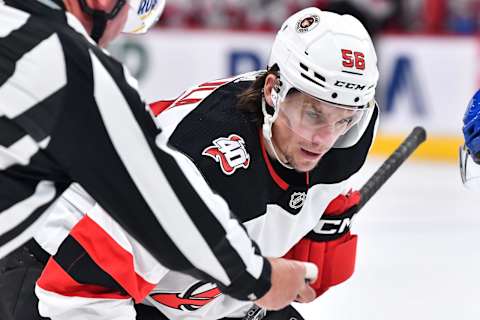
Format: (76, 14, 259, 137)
(289, 192, 307, 209)
(151, 281, 221, 311)
(202, 134, 250, 175)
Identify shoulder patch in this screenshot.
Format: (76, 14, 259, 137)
(202, 134, 250, 175)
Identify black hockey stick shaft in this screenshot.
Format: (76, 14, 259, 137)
(358, 126, 427, 211)
(244, 127, 426, 320)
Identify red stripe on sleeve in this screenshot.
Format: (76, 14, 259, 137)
(150, 100, 175, 116)
(69, 216, 157, 303)
(37, 258, 129, 300)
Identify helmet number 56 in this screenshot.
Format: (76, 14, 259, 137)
(341, 49, 365, 70)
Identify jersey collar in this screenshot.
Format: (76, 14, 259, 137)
(258, 130, 310, 190)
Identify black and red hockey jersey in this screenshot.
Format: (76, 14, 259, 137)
(36, 72, 378, 320)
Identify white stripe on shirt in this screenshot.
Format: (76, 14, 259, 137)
(0, 4, 29, 37)
(0, 135, 40, 169)
(0, 181, 56, 258)
(90, 50, 232, 285)
(0, 180, 55, 235)
(0, 33, 66, 118)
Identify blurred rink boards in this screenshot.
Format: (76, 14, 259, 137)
(115, 30, 480, 162)
(112, 30, 480, 319)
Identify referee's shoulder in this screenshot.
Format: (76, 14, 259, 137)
(44, 14, 98, 66)
(0, 3, 93, 67)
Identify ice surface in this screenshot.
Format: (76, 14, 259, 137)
(296, 156, 480, 320)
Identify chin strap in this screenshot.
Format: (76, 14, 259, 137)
(77, 0, 126, 43)
(89, 10, 108, 43)
(261, 97, 294, 170)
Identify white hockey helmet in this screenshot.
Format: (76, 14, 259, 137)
(123, 0, 166, 34)
(264, 7, 379, 148)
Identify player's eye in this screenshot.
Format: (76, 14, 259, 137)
(336, 117, 354, 127)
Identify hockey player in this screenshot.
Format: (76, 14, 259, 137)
(460, 89, 480, 189)
(35, 7, 379, 320)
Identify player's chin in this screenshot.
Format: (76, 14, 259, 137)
(292, 151, 322, 171)
(292, 158, 321, 172)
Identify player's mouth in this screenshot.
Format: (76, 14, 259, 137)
(300, 148, 322, 160)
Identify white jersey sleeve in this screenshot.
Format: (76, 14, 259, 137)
(34, 184, 94, 255)
(36, 203, 169, 320)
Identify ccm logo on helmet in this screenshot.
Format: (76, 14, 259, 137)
(334, 80, 366, 90)
(137, 0, 158, 15)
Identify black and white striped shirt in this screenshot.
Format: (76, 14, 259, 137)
(0, 0, 270, 300)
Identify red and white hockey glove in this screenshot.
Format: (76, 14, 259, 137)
(283, 190, 361, 298)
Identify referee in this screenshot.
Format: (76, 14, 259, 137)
(0, 0, 311, 318)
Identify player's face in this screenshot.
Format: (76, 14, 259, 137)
(97, 0, 130, 47)
(271, 93, 357, 172)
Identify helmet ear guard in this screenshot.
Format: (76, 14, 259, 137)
(270, 82, 280, 107)
(261, 77, 293, 169)
(262, 86, 279, 140)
